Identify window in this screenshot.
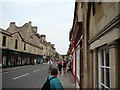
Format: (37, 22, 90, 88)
(98, 47, 110, 89)
(24, 43, 26, 50)
(2, 36, 6, 46)
(15, 39, 18, 49)
(2, 56, 6, 66)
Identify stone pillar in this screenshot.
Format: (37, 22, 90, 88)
(93, 49, 98, 88)
(82, 45, 88, 88)
(88, 50, 93, 88)
(109, 41, 119, 88)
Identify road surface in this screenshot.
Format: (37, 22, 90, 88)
(2, 64, 50, 88)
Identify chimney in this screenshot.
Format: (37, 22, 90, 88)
(32, 26, 37, 33)
(51, 44, 55, 47)
(40, 34, 46, 41)
(7, 22, 17, 32)
(10, 22, 16, 27)
(29, 21, 32, 26)
(48, 42, 51, 45)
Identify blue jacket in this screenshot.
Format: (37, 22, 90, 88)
(46, 76, 63, 90)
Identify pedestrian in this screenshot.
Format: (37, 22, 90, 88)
(34, 59, 37, 65)
(56, 60, 59, 67)
(47, 59, 53, 65)
(62, 60, 67, 74)
(67, 60, 71, 73)
(47, 60, 53, 73)
(57, 61, 62, 74)
(42, 68, 63, 90)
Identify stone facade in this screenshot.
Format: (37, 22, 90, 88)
(0, 21, 56, 67)
(68, 2, 120, 89)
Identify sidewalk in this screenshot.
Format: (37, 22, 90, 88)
(58, 70, 77, 88)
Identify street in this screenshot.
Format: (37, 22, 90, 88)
(1, 1, 120, 89)
(2, 64, 50, 88)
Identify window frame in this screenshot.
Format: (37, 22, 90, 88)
(2, 36, 6, 46)
(24, 43, 26, 50)
(15, 39, 18, 49)
(98, 46, 111, 89)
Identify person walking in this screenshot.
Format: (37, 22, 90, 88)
(62, 60, 67, 74)
(47, 60, 53, 73)
(57, 61, 62, 74)
(42, 68, 63, 90)
(67, 60, 72, 73)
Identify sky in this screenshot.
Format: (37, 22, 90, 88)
(0, 0, 75, 54)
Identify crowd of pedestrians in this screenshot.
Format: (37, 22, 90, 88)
(47, 58, 72, 74)
(56, 59, 72, 74)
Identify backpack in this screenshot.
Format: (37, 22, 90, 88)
(41, 76, 56, 90)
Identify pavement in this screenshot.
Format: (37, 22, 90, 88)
(58, 70, 76, 88)
(1, 64, 77, 89)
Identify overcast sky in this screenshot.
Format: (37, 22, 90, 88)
(0, 0, 75, 54)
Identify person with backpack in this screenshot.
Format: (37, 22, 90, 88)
(42, 68, 63, 90)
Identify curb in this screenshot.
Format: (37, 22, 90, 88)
(1, 65, 34, 73)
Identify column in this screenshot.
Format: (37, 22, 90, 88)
(93, 49, 98, 88)
(109, 41, 119, 88)
(88, 50, 93, 88)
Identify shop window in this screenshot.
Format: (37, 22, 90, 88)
(15, 39, 18, 49)
(2, 56, 6, 66)
(2, 36, 6, 46)
(98, 47, 110, 89)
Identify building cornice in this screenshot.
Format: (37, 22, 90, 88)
(0, 28, 12, 36)
(89, 14, 120, 44)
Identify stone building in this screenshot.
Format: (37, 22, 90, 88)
(0, 21, 56, 67)
(68, 2, 120, 89)
(68, 2, 83, 88)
